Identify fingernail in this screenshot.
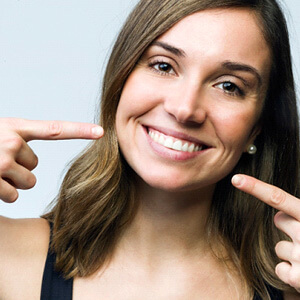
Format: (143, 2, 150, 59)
(91, 126, 103, 137)
(232, 175, 243, 186)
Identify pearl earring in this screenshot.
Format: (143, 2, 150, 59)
(247, 144, 257, 155)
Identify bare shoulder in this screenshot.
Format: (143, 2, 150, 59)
(0, 216, 50, 300)
(0, 216, 50, 250)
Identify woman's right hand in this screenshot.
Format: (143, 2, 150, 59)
(0, 118, 104, 203)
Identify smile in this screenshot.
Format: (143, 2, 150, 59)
(148, 128, 204, 153)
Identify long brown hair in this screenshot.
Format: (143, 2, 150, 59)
(43, 0, 299, 298)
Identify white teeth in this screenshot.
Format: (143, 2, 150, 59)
(164, 138, 173, 149)
(182, 143, 189, 152)
(188, 144, 194, 153)
(148, 129, 202, 153)
(172, 140, 182, 151)
(158, 135, 164, 144)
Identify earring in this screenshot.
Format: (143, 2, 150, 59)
(247, 144, 257, 155)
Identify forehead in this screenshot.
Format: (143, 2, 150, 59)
(156, 8, 271, 77)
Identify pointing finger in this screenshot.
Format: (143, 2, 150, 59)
(231, 174, 300, 220)
(2, 118, 104, 141)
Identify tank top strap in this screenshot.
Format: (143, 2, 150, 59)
(40, 222, 73, 300)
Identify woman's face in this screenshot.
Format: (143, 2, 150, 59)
(115, 8, 271, 192)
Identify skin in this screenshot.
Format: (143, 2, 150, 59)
(0, 118, 103, 202)
(0, 8, 299, 300)
(116, 8, 269, 193)
(232, 175, 300, 296)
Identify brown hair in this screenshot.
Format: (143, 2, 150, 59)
(43, 0, 299, 298)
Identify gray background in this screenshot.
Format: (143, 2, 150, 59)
(0, 0, 299, 218)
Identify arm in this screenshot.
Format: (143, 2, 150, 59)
(0, 216, 50, 299)
(0, 118, 103, 299)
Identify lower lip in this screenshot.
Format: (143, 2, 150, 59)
(143, 126, 207, 161)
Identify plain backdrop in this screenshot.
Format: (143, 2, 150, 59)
(0, 0, 299, 218)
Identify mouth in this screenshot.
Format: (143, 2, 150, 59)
(146, 127, 210, 153)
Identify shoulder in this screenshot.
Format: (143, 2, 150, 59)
(0, 216, 50, 300)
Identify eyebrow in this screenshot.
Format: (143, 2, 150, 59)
(150, 42, 263, 87)
(221, 61, 262, 87)
(151, 41, 186, 57)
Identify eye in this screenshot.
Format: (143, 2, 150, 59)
(149, 61, 176, 75)
(215, 81, 244, 97)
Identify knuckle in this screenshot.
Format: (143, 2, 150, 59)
(48, 121, 62, 137)
(270, 189, 286, 206)
(292, 246, 300, 261)
(0, 157, 14, 173)
(287, 270, 300, 288)
(5, 136, 23, 152)
(293, 231, 300, 244)
(0, 118, 23, 130)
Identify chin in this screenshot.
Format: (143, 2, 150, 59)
(136, 171, 215, 193)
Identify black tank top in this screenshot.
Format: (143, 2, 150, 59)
(40, 223, 73, 300)
(40, 224, 283, 300)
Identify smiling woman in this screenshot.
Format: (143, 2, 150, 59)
(0, 0, 299, 300)
(116, 9, 269, 192)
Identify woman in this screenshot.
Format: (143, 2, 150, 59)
(0, 0, 299, 299)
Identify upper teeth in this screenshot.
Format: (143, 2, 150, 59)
(148, 129, 202, 152)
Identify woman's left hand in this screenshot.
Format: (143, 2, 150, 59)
(232, 174, 300, 293)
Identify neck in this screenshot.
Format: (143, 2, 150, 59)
(118, 180, 216, 263)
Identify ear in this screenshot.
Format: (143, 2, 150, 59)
(244, 124, 261, 152)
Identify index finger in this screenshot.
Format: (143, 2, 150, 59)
(5, 118, 104, 141)
(232, 174, 300, 220)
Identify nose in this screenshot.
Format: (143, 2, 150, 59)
(163, 81, 207, 125)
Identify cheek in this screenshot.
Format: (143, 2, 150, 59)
(115, 72, 158, 145)
(117, 71, 162, 119)
(211, 105, 258, 148)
